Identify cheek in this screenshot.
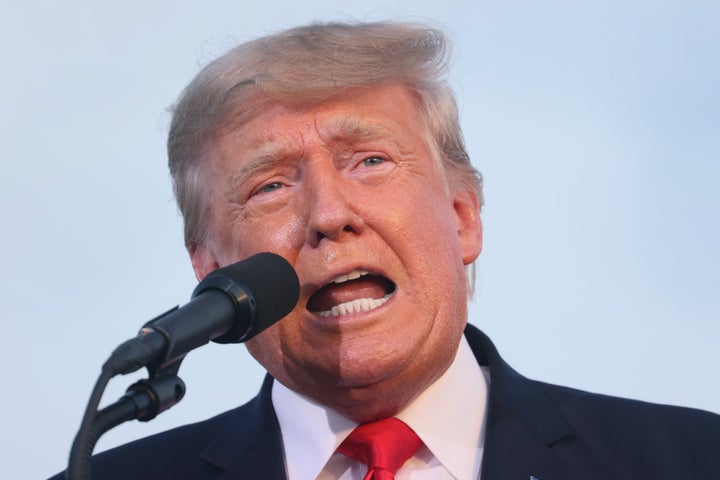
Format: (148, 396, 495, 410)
(213, 210, 306, 263)
(393, 194, 467, 304)
(244, 323, 283, 372)
(244, 303, 312, 384)
(392, 192, 460, 255)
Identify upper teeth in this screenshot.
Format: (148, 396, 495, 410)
(331, 269, 370, 284)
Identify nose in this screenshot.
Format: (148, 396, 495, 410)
(303, 162, 364, 247)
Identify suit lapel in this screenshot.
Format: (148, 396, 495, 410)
(464, 325, 596, 480)
(200, 375, 287, 479)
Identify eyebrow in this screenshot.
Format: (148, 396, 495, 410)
(227, 141, 296, 191)
(323, 115, 400, 145)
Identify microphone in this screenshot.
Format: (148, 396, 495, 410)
(104, 252, 299, 376)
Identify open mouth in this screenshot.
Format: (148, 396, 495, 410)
(307, 270, 396, 317)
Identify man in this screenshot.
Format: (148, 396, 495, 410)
(53, 21, 719, 479)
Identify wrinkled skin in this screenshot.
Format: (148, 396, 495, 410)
(190, 85, 483, 422)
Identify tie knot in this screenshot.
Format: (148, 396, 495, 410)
(338, 418, 423, 480)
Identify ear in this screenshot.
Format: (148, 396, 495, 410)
(188, 242, 220, 282)
(452, 187, 483, 265)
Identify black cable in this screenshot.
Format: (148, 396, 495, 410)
(66, 363, 114, 480)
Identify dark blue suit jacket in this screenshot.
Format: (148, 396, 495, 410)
(52, 325, 720, 479)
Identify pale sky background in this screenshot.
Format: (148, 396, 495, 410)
(2, 1, 718, 478)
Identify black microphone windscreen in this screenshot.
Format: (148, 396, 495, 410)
(196, 252, 300, 343)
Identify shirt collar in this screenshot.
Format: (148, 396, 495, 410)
(272, 335, 489, 480)
(396, 337, 489, 479)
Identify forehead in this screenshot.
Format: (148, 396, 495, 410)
(213, 85, 429, 155)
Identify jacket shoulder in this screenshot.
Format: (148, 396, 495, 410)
(538, 381, 720, 476)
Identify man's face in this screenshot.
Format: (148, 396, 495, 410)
(192, 85, 482, 420)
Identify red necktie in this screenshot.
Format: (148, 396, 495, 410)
(337, 417, 423, 480)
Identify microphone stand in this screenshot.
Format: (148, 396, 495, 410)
(66, 313, 189, 480)
(64, 253, 300, 480)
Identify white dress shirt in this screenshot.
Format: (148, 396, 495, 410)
(272, 336, 490, 479)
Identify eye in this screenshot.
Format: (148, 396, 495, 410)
(252, 181, 284, 196)
(362, 156, 385, 167)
